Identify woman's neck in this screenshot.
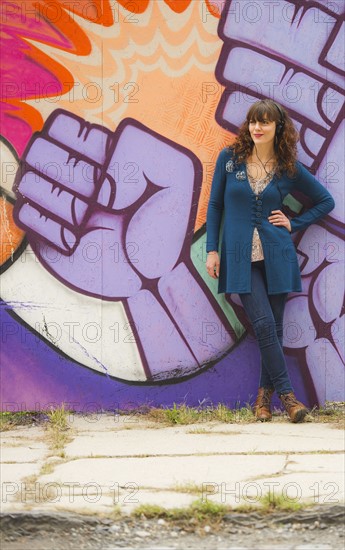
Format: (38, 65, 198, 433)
(249, 144, 276, 164)
(246, 145, 277, 180)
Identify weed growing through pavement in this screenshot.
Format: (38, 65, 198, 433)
(163, 403, 205, 425)
(131, 498, 228, 527)
(46, 403, 73, 456)
(143, 401, 344, 426)
(187, 427, 209, 434)
(130, 491, 307, 530)
(309, 402, 345, 427)
(1, 401, 343, 429)
(0, 411, 49, 431)
(144, 402, 255, 426)
(259, 492, 304, 512)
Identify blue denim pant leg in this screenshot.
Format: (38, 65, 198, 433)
(257, 261, 288, 389)
(238, 260, 293, 395)
(260, 291, 287, 388)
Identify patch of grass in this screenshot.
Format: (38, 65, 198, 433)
(112, 401, 257, 426)
(131, 493, 307, 524)
(14, 474, 38, 503)
(142, 402, 255, 426)
(45, 404, 73, 453)
(163, 403, 204, 425)
(259, 492, 304, 512)
(209, 403, 231, 423)
(139, 407, 167, 424)
(114, 400, 345, 427)
(187, 427, 208, 434)
(132, 503, 167, 518)
(190, 499, 230, 521)
(47, 405, 70, 431)
(132, 498, 229, 524)
(111, 504, 122, 518)
(212, 403, 254, 423)
(310, 402, 345, 425)
(233, 502, 259, 513)
(0, 411, 49, 431)
(321, 401, 344, 413)
(39, 461, 58, 475)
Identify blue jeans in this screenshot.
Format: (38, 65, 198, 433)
(238, 260, 293, 395)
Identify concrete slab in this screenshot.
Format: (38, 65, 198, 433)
(12, 488, 197, 516)
(64, 422, 344, 458)
(66, 414, 156, 432)
(1, 443, 48, 463)
(1, 415, 344, 517)
(1, 462, 44, 485)
(205, 422, 344, 445)
(117, 489, 197, 514)
(250, 473, 345, 504)
(37, 454, 287, 490)
(0, 427, 46, 440)
(66, 414, 121, 431)
(0, 462, 45, 508)
(286, 454, 345, 473)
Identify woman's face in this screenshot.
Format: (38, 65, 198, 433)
(248, 115, 277, 147)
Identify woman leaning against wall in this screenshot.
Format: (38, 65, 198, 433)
(206, 99, 335, 423)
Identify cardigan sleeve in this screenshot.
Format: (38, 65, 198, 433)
(289, 162, 335, 234)
(206, 148, 228, 253)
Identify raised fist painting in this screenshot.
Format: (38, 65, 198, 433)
(2, 110, 236, 381)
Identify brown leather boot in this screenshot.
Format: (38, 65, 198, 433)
(279, 392, 309, 423)
(253, 387, 274, 421)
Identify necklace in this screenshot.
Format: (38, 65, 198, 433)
(246, 162, 275, 183)
(248, 169, 275, 195)
(253, 146, 276, 176)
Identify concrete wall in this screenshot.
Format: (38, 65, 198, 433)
(1, 0, 344, 412)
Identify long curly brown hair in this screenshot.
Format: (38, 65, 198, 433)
(231, 99, 299, 178)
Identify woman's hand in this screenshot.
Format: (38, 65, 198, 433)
(206, 251, 220, 279)
(268, 210, 291, 232)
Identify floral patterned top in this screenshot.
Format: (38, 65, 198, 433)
(247, 168, 276, 262)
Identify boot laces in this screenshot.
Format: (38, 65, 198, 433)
(261, 389, 273, 408)
(281, 393, 299, 409)
(257, 388, 273, 409)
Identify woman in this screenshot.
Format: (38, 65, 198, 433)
(206, 99, 335, 423)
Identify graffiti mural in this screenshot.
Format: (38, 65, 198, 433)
(1, 0, 344, 411)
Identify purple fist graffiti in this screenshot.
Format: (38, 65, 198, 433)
(215, 0, 344, 402)
(12, 110, 236, 381)
(14, 111, 195, 298)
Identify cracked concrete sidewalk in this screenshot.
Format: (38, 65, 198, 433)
(1, 415, 344, 517)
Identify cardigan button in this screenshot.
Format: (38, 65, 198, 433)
(256, 212, 262, 217)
